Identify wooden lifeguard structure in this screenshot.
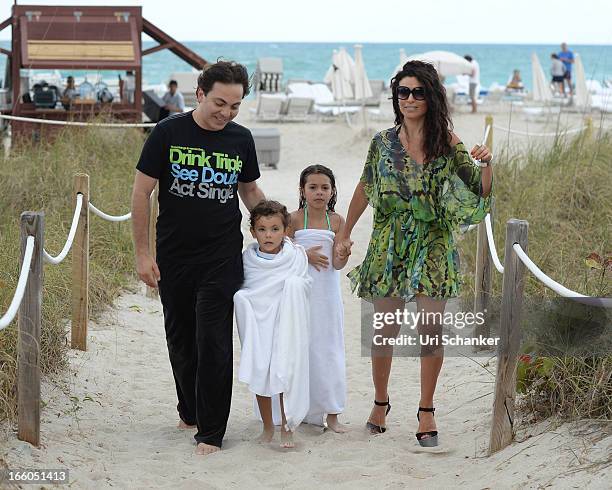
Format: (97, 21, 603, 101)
(0, 4, 208, 139)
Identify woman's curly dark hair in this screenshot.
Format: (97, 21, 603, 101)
(390, 60, 454, 162)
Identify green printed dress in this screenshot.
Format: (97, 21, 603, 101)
(348, 127, 493, 301)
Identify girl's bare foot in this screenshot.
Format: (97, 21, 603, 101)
(367, 404, 388, 433)
(195, 443, 220, 456)
(258, 426, 275, 443)
(326, 414, 349, 433)
(280, 426, 295, 448)
(177, 420, 196, 429)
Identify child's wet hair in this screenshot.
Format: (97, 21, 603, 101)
(249, 200, 290, 229)
(298, 164, 337, 211)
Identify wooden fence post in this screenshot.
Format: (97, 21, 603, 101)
(489, 219, 528, 454)
(18, 211, 44, 447)
(71, 174, 89, 351)
(146, 184, 159, 298)
(474, 115, 495, 350)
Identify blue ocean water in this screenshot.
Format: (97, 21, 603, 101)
(1, 40, 611, 91)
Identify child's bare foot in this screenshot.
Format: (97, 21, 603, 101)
(177, 420, 196, 430)
(280, 427, 295, 448)
(195, 443, 220, 456)
(326, 414, 349, 433)
(258, 426, 275, 443)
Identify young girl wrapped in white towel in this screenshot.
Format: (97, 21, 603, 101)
(234, 200, 312, 448)
(289, 165, 350, 433)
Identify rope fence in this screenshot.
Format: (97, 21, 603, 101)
(1, 114, 609, 453)
(0, 114, 155, 128)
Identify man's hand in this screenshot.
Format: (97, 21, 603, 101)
(136, 253, 161, 288)
(306, 245, 329, 271)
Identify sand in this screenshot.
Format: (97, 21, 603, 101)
(2, 100, 611, 489)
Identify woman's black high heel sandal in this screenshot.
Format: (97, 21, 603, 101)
(416, 407, 439, 447)
(366, 398, 391, 434)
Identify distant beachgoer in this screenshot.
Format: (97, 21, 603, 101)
(337, 60, 493, 447)
(551, 53, 567, 96)
(235, 201, 312, 449)
(464, 55, 480, 113)
(288, 165, 349, 434)
(558, 42, 575, 96)
(61, 76, 77, 109)
(131, 60, 265, 456)
(162, 79, 185, 116)
(506, 69, 524, 91)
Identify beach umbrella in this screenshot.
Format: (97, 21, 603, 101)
(531, 53, 552, 103)
(390, 48, 409, 80)
(336, 47, 355, 82)
(353, 44, 373, 101)
(324, 49, 353, 101)
(573, 53, 592, 109)
(406, 51, 472, 77)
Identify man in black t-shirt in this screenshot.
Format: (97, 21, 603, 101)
(131, 61, 265, 456)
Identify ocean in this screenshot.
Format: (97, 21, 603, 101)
(1, 40, 611, 92)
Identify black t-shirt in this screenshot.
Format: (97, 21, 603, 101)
(136, 111, 260, 264)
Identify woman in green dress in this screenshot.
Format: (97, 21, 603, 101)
(336, 61, 493, 447)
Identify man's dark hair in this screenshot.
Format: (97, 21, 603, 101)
(168, 79, 178, 86)
(464, 55, 473, 62)
(197, 60, 250, 98)
(250, 200, 289, 229)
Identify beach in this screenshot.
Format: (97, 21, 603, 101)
(1, 101, 610, 489)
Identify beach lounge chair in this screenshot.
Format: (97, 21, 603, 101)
(255, 58, 284, 93)
(283, 96, 314, 121)
(252, 94, 286, 121)
(364, 79, 385, 107)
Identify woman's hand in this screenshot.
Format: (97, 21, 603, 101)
(335, 236, 354, 262)
(470, 144, 492, 163)
(306, 246, 329, 271)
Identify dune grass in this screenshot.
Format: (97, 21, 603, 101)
(0, 126, 145, 424)
(458, 127, 611, 421)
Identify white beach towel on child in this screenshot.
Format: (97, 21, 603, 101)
(234, 238, 312, 431)
(295, 229, 346, 426)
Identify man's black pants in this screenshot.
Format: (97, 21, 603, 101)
(157, 254, 243, 448)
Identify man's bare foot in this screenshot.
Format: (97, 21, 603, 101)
(195, 443, 220, 456)
(177, 420, 196, 430)
(258, 426, 275, 443)
(326, 414, 349, 433)
(280, 427, 295, 448)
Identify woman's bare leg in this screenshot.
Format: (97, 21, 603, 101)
(368, 297, 404, 431)
(416, 294, 447, 439)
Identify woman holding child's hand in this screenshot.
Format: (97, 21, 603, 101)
(337, 61, 493, 447)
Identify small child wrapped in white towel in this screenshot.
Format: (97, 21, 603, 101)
(234, 200, 312, 448)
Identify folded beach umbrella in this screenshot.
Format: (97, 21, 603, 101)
(406, 51, 472, 77)
(390, 48, 409, 80)
(573, 54, 592, 109)
(531, 53, 553, 103)
(353, 44, 373, 101)
(324, 49, 354, 101)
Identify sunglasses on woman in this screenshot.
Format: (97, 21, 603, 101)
(396, 86, 426, 100)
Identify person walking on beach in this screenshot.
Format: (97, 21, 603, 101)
(336, 61, 493, 447)
(288, 165, 349, 433)
(558, 42, 575, 96)
(464, 55, 480, 113)
(131, 61, 265, 456)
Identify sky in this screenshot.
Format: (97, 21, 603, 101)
(1, 0, 612, 45)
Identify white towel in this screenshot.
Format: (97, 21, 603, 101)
(234, 238, 312, 431)
(294, 229, 346, 426)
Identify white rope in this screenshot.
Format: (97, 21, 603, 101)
(0, 114, 155, 128)
(485, 214, 504, 273)
(493, 124, 584, 137)
(43, 194, 83, 265)
(0, 236, 35, 330)
(88, 202, 131, 222)
(512, 244, 590, 298)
